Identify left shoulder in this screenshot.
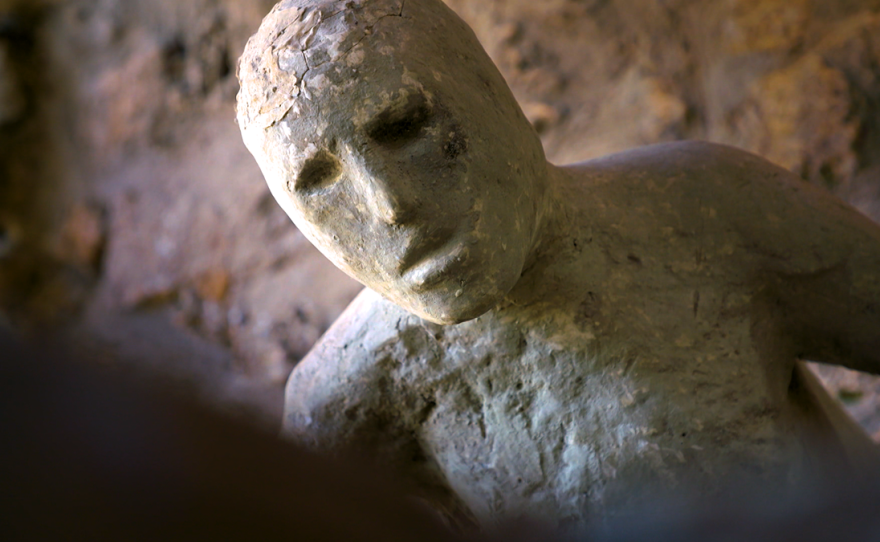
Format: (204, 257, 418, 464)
(576, 140, 879, 274)
(283, 288, 446, 449)
(584, 140, 794, 189)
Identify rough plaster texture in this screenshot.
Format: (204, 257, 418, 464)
(237, 0, 880, 531)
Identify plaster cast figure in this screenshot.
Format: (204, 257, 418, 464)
(237, 0, 880, 531)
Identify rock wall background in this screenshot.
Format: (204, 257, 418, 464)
(1, 0, 879, 436)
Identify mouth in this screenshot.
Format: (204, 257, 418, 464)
(397, 230, 469, 291)
(403, 242, 468, 291)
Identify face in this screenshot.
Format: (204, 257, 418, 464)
(241, 6, 546, 324)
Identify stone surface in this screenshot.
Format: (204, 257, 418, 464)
(237, 0, 880, 532)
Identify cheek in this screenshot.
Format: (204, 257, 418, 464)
(296, 194, 384, 276)
(300, 200, 354, 245)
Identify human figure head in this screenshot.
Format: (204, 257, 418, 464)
(238, 0, 549, 324)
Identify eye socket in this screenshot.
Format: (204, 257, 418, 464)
(294, 150, 343, 193)
(366, 93, 432, 147)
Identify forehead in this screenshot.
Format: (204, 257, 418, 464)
(316, 67, 435, 121)
(239, 0, 509, 166)
(237, 0, 406, 131)
(281, 45, 447, 140)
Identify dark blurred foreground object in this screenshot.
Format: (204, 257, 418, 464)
(0, 331, 456, 542)
(589, 476, 880, 542)
(2, 330, 879, 542)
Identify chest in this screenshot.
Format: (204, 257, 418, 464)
(389, 312, 803, 526)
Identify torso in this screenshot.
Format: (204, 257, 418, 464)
(283, 142, 870, 530)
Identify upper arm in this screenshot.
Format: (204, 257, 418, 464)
(282, 289, 412, 452)
(773, 213, 880, 375)
(701, 143, 880, 375)
(282, 289, 478, 525)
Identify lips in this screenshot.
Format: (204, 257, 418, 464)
(397, 226, 452, 272)
(396, 228, 468, 291)
(404, 241, 468, 290)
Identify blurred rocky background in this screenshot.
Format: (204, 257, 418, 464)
(0, 0, 878, 436)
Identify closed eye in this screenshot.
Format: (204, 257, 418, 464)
(294, 150, 342, 193)
(366, 93, 432, 147)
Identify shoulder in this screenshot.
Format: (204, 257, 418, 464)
(576, 141, 878, 274)
(580, 140, 791, 190)
(567, 140, 796, 231)
(567, 140, 800, 238)
(282, 288, 439, 447)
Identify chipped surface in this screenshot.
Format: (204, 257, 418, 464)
(237, 0, 405, 129)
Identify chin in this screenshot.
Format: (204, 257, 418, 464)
(405, 288, 507, 326)
(413, 265, 524, 324)
(415, 309, 481, 326)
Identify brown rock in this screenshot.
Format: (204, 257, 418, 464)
(89, 36, 166, 155)
(734, 54, 859, 188)
(121, 281, 179, 310)
(194, 268, 230, 303)
(723, 0, 810, 55)
(521, 102, 561, 135)
(57, 203, 106, 271)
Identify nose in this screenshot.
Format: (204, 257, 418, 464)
(365, 177, 420, 225)
(353, 146, 421, 225)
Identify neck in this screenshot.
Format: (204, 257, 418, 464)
(504, 162, 580, 308)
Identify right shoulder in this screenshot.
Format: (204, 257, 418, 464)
(282, 289, 433, 447)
